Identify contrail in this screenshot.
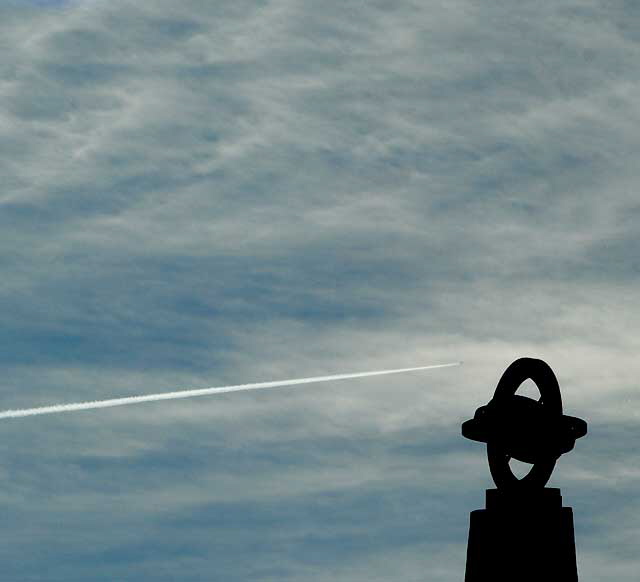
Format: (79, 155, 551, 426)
(0, 362, 461, 420)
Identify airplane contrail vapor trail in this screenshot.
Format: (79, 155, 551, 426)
(0, 362, 461, 420)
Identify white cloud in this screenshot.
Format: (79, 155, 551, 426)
(1, 0, 639, 580)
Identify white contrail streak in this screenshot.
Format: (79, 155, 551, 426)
(0, 362, 461, 420)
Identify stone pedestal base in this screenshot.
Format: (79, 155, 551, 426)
(465, 488, 578, 582)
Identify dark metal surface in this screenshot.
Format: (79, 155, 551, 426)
(463, 358, 587, 581)
(462, 357, 587, 489)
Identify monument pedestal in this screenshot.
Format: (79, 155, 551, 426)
(465, 488, 578, 582)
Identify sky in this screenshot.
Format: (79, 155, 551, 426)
(1, 0, 639, 580)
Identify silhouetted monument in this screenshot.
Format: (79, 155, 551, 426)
(462, 358, 587, 581)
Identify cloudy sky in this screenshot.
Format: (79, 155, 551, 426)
(1, 0, 639, 580)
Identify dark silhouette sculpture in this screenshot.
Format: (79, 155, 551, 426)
(462, 358, 587, 581)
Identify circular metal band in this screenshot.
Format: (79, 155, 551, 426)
(488, 358, 562, 489)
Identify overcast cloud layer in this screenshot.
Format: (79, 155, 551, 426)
(1, 1, 639, 580)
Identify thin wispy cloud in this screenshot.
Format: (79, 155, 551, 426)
(0, 363, 459, 419)
(0, 1, 638, 580)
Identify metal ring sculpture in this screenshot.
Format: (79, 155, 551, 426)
(462, 358, 587, 490)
